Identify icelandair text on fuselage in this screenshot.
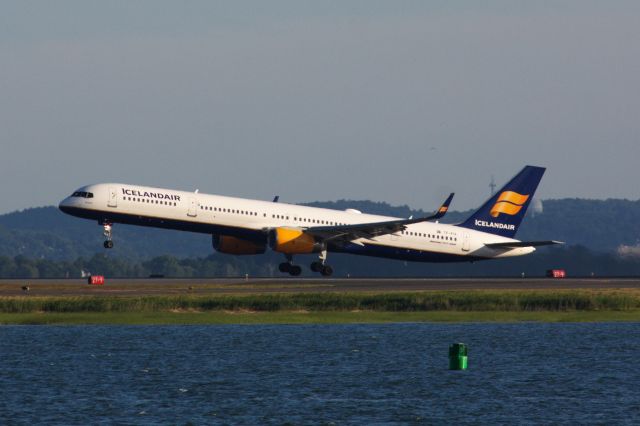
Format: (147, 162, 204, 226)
(122, 188, 181, 201)
(475, 219, 515, 231)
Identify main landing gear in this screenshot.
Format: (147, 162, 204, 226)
(102, 221, 114, 249)
(310, 261, 333, 277)
(310, 249, 333, 276)
(278, 250, 333, 277)
(279, 255, 302, 276)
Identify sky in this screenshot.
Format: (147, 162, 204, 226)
(1, 1, 639, 214)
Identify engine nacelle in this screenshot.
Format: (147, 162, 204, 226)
(212, 235, 266, 255)
(268, 227, 323, 254)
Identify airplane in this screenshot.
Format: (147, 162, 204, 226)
(59, 165, 562, 276)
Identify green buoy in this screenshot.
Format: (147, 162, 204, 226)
(449, 343, 468, 370)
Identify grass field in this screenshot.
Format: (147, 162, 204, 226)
(3, 310, 640, 325)
(2, 289, 640, 324)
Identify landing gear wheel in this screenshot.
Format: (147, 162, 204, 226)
(278, 262, 291, 273)
(320, 265, 333, 277)
(289, 265, 302, 276)
(103, 240, 114, 249)
(310, 261, 322, 272)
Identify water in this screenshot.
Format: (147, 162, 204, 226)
(1, 323, 639, 425)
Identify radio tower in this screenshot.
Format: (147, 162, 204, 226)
(489, 175, 496, 196)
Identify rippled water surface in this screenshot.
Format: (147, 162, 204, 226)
(1, 323, 639, 424)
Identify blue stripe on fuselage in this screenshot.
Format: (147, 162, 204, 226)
(60, 206, 483, 263)
(58, 206, 267, 244)
(332, 242, 484, 263)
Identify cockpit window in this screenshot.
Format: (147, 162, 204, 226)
(72, 191, 94, 198)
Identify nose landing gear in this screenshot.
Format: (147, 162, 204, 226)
(102, 221, 114, 249)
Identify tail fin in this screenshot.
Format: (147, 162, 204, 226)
(458, 165, 546, 238)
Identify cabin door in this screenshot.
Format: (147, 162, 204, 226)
(462, 233, 470, 252)
(108, 187, 118, 208)
(188, 197, 198, 217)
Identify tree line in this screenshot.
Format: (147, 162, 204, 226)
(1, 245, 640, 279)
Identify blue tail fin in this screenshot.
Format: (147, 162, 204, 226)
(458, 166, 546, 238)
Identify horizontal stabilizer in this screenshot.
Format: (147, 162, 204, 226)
(485, 240, 564, 249)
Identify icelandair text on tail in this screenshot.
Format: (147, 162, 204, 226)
(475, 219, 516, 231)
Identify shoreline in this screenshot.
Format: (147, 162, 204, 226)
(3, 289, 640, 324)
(2, 310, 640, 325)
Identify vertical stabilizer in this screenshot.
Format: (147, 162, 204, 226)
(458, 166, 545, 238)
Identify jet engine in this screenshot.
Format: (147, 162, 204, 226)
(268, 227, 323, 254)
(212, 235, 266, 255)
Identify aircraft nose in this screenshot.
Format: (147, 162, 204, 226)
(58, 196, 73, 213)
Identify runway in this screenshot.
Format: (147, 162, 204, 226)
(1, 277, 640, 297)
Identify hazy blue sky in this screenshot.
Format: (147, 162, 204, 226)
(1, 1, 639, 214)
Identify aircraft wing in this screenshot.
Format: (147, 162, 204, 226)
(304, 193, 454, 244)
(485, 240, 564, 249)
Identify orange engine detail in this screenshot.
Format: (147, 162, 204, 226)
(212, 235, 266, 255)
(269, 227, 322, 254)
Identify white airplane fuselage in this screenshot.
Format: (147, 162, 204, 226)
(59, 183, 534, 264)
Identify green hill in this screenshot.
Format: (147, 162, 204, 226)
(0, 198, 639, 278)
(304, 198, 640, 252)
(1, 198, 639, 261)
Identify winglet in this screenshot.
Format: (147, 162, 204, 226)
(403, 193, 455, 225)
(432, 193, 454, 220)
(272, 195, 279, 203)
